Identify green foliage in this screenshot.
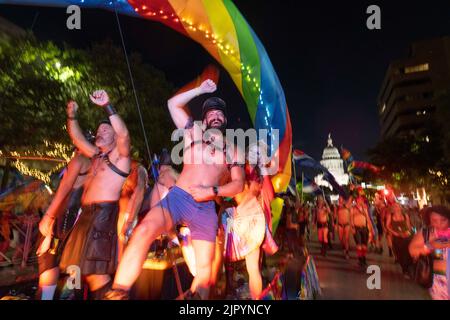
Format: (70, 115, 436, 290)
(368, 95, 450, 202)
(0, 34, 175, 162)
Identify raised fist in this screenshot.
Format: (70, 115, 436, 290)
(199, 79, 217, 94)
(89, 90, 110, 107)
(67, 100, 78, 117)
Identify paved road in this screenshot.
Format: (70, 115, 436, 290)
(307, 235, 431, 300)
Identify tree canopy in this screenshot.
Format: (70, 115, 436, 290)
(0, 33, 175, 162)
(368, 92, 450, 204)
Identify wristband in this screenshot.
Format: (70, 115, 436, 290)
(104, 104, 117, 116)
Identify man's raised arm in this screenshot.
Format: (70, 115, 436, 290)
(168, 79, 217, 129)
(89, 90, 130, 158)
(67, 100, 99, 158)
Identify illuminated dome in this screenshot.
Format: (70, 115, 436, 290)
(315, 133, 349, 189)
(322, 134, 341, 161)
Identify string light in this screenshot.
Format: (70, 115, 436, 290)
(135, 7, 262, 96)
(1, 141, 73, 183)
(428, 169, 448, 186)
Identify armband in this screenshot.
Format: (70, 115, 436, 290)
(104, 104, 117, 116)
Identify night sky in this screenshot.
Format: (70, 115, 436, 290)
(1, 0, 449, 160)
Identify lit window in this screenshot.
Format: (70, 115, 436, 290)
(404, 63, 429, 74)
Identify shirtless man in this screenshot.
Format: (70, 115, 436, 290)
(374, 192, 390, 255)
(36, 148, 91, 300)
(59, 90, 131, 299)
(336, 196, 351, 260)
(105, 79, 245, 300)
(117, 160, 148, 261)
(316, 195, 330, 256)
(351, 196, 374, 268)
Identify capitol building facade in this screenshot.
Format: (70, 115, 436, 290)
(315, 133, 349, 190)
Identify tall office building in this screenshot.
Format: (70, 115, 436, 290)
(378, 37, 450, 138)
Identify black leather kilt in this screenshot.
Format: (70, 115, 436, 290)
(59, 202, 119, 276)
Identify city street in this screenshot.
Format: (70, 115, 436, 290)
(309, 236, 430, 300)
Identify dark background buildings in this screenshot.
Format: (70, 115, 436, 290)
(378, 37, 450, 138)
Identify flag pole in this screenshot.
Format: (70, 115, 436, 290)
(301, 171, 304, 204)
(291, 148, 300, 202)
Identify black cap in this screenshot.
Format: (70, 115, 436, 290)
(98, 118, 112, 127)
(201, 97, 227, 120)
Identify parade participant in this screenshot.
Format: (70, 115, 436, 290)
(386, 203, 413, 278)
(117, 160, 148, 261)
(36, 147, 91, 300)
(221, 164, 266, 300)
(373, 192, 386, 254)
(316, 195, 330, 256)
(367, 204, 381, 253)
(356, 187, 378, 252)
(297, 202, 308, 247)
(336, 196, 351, 260)
(383, 188, 397, 257)
(327, 203, 335, 250)
(105, 79, 244, 300)
(409, 206, 450, 300)
(59, 90, 131, 299)
(351, 196, 374, 268)
(285, 196, 300, 257)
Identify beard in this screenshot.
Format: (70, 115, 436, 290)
(206, 119, 227, 132)
(95, 136, 112, 147)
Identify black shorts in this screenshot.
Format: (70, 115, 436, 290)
(59, 202, 119, 276)
(317, 222, 328, 229)
(354, 227, 369, 245)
